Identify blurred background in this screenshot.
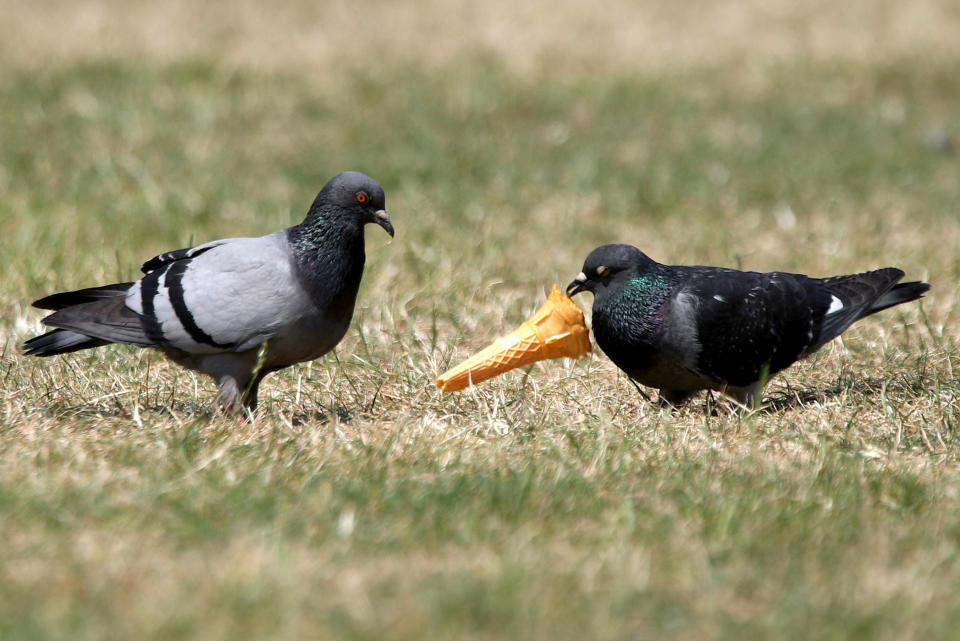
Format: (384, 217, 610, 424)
(6, 0, 960, 70)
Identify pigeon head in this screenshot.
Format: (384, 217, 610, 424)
(566, 244, 655, 297)
(310, 171, 394, 237)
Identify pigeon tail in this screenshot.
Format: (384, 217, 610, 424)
(816, 268, 928, 348)
(866, 280, 930, 316)
(24, 284, 149, 356)
(39, 297, 154, 347)
(22, 329, 109, 356)
(33, 282, 134, 310)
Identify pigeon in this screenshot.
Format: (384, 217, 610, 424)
(23, 171, 394, 412)
(566, 243, 930, 407)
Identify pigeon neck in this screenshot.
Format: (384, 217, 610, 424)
(591, 266, 673, 372)
(294, 206, 362, 249)
(612, 265, 671, 305)
(288, 212, 366, 318)
(595, 266, 672, 333)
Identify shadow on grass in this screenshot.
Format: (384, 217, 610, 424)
(44, 400, 361, 427)
(289, 405, 355, 426)
(44, 398, 215, 422)
(760, 374, 927, 413)
(636, 373, 930, 416)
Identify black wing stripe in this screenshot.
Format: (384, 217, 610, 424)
(140, 264, 169, 343)
(163, 260, 235, 349)
(141, 243, 223, 274)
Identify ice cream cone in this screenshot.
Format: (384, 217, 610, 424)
(436, 285, 591, 392)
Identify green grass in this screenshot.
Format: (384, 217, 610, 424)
(1, 52, 959, 640)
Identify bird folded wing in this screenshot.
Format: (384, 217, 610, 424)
(127, 234, 311, 354)
(686, 271, 816, 386)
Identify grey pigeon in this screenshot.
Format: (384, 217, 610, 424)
(23, 171, 394, 412)
(567, 244, 929, 407)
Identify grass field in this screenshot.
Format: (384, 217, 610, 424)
(2, 2, 960, 639)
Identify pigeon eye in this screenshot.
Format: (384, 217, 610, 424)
(596, 265, 610, 277)
(355, 191, 369, 204)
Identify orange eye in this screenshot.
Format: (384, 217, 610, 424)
(355, 191, 369, 204)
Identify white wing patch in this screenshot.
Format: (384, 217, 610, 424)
(713, 294, 726, 303)
(827, 295, 844, 315)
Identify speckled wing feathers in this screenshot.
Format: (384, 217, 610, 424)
(679, 269, 828, 387)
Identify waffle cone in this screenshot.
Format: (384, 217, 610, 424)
(436, 285, 591, 392)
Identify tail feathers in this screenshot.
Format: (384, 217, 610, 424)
(38, 297, 155, 348)
(33, 282, 134, 311)
(22, 329, 109, 356)
(815, 268, 928, 348)
(867, 281, 931, 316)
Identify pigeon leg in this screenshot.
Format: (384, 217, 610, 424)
(626, 377, 654, 403)
(242, 372, 271, 411)
(217, 374, 245, 413)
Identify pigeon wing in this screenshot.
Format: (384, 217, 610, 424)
(682, 269, 828, 386)
(127, 232, 313, 354)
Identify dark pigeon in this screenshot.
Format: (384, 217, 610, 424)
(23, 171, 394, 412)
(567, 243, 929, 407)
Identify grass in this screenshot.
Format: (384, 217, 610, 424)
(2, 7, 960, 639)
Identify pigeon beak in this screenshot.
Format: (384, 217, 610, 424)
(372, 209, 394, 237)
(566, 272, 588, 297)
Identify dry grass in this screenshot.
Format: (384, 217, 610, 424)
(2, 2, 960, 639)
